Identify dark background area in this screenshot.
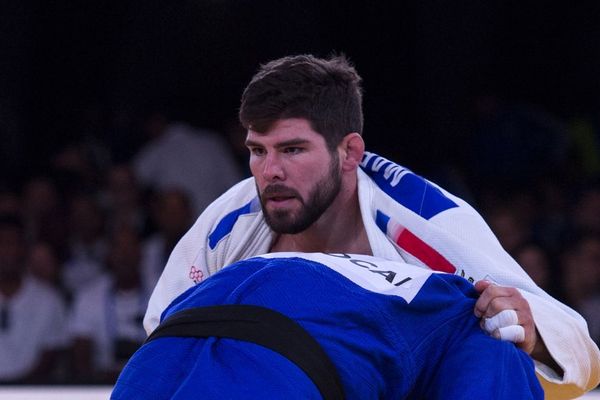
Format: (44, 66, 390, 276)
(2, 1, 600, 188)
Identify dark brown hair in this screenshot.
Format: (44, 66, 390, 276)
(239, 54, 363, 150)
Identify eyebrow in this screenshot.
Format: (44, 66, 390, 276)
(245, 138, 311, 149)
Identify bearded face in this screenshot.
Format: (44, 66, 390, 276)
(258, 151, 342, 234)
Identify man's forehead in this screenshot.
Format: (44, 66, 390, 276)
(251, 118, 314, 133)
(246, 118, 324, 144)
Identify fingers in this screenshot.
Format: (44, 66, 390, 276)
(483, 309, 519, 332)
(482, 310, 526, 343)
(494, 325, 526, 343)
(473, 279, 493, 294)
(474, 283, 520, 318)
(473, 282, 537, 353)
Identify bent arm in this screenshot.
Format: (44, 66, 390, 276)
(359, 153, 600, 397)
(521, 290, 600, 398)
(420, 199, 600, 397)
(447, 213, 600, 397)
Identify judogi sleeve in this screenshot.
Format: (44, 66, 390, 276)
(360, 152, 600, 398)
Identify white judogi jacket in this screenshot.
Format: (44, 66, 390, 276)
(144, 152, 600, 399)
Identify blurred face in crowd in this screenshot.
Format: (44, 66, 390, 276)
(108, 229, 141, 288)
(26, 242, 60, 285)
(562, 236, 600, 303)
(23, 177, 60, 216)
(488, 207, 529, 254)
(573, 188, 600, 233)
(0, 192, 20, 215)
(246, 118, 342, 234)
(154, 190, 193, 239)
(0, 225, 25, 281)
(107, 165, 139, 209)
(514, 244, 550, 291)
(68, 195, 104, 243)
(576, 237, 600, 288)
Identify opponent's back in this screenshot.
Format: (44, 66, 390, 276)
(113, 253, 543, 399)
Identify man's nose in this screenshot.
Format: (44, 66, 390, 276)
(262, 153, 285, 181)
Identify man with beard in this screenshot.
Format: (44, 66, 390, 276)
(143, 54, 600, 398)
(245, 117, 369, 256)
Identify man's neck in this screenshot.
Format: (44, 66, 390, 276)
(270, 190, 372, 255)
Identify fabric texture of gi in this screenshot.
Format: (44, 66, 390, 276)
(118, 253, 544, 399)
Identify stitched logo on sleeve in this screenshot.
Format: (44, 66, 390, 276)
(189, 266, 204, 284)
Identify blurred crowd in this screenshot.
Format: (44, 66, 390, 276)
(0, 97, 599, 385)
(0, 107, 245, 384)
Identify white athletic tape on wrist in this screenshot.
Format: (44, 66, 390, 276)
(495, 325, 525, 343)
(483, 309, 519, 333)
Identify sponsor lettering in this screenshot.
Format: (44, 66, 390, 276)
(326, 253, 413, 287)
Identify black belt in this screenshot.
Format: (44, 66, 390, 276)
(146, 304, 345, 400)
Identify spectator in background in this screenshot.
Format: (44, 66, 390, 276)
(141, 188, 193, 295)
(132, 107, 243, 215)
(530, 178, 571, 252)
(68, 227, 147, 384)
(51, 143, 102, 198)
(62, 193, 107, 298)
(570, 182, 600, 235)
(0, 214, 67, 383)
(513, 242, 554, 295)
(101, 164, 148, 236)
(26, 241, 66, 298)
(0, 189, 20, 216)
(560, 233, 600, 346)
(486, 204, 532, 254)
(21, 176, 68, 256)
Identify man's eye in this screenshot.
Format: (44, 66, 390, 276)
(250, 148, 265, 156)
(284, 147, 303, 154)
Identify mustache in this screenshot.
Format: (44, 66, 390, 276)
(261, 184, 300, 199)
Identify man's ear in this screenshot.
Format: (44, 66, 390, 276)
(339, 133, 365, 172)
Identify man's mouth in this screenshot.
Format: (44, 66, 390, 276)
(262, 185, 299, 204)
(266, 195, 297, 205)
(268, 195, 294, 202)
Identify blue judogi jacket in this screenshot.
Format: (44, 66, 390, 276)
(114, 253, 542, 399)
